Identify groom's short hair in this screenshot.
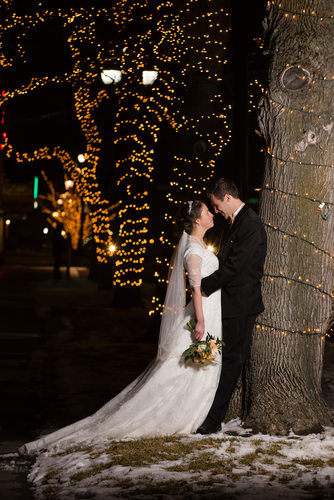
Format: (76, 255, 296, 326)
(207, 178, 239, 200)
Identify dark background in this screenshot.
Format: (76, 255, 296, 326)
(0, 0, 268, 212)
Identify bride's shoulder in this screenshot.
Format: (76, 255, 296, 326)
(184, 236, 205, 258)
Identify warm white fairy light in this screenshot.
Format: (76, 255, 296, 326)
(1, 1, 232, 291)
(251, 1, 334, 339)
(149, 0, 232, 314)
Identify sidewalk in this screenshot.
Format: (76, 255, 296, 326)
(0, 261, 158, 499)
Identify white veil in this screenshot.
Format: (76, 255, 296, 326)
(157, 231, 189, 360)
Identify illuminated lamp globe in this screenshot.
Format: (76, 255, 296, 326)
(101, 70, 122, 85)
(109, 244, 116, 253)
(43, 227, 49, 235)
(77, 154, 85, 163)
(142, 70, 158, 86)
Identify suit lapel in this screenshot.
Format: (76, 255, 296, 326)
(231, 204, 248, 231)
(218, 205, 249, 260)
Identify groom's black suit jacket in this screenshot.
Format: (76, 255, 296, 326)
(201, 205, 267, 319)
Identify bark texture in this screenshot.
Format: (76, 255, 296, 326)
(244, 0, 334, 434)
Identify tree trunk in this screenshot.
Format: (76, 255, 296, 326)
(244, 0, 334, 434)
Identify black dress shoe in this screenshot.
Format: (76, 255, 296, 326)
(195, 422, 222, 435)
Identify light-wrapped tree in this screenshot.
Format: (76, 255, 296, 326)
(38, 170, 91, 252)
(244, 0, 334, 434)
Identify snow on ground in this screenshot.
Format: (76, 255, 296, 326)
(1, 343, 333, 498)
(2, 419, 334, 499)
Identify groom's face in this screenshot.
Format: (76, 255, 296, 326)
(210, 194, 233, 220)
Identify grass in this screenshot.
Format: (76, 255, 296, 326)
(262, 457, 274, 465)
(292, 458, 325, 468)
(264, 443, 284, 456)
(70, 461, 116, 482)
(64, 436, 233, 481)
(239, 452, 258, 466)
(42, 468, 62, 484)
(56, 436, 226, 468)
(42, 484, 60, 500)
(36, 434, 334, 499)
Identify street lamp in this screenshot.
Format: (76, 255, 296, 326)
(101, 69, 122, 85)
(77, 154, 85, 163)
(142, 70, 158, 85)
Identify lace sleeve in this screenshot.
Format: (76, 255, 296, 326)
(185, 253, 202, 288)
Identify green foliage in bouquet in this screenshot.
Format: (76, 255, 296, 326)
(183, 319, 225, 365)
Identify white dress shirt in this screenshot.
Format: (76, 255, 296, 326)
(232, 202, 245, 221)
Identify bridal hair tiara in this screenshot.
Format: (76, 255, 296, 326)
(188, 201, 193, 214)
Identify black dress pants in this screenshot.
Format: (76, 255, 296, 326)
(204, 314, 257, 426)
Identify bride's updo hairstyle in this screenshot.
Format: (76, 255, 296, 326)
(176, 200, 203, 234)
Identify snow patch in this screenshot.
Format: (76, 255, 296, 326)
(7, 419, 334, 499)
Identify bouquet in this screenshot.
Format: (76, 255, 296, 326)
(182, 318, 224, 366)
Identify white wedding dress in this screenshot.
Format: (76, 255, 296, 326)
(20, 236, 222, 455)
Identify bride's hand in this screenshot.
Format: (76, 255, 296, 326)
(193, 320, 205, 341)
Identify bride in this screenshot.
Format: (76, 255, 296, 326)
(20, 200, 222, 454)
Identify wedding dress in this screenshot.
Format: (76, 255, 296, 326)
(20, 234, 222, 455)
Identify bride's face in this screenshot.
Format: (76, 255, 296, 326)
(197, 203, 214, 231)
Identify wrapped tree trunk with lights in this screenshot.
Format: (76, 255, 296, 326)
(243, 0, 334, 434)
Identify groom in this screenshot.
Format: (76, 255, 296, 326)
(196, 177, 267, 434)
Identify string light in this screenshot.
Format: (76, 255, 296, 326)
(253, 2, 334, 341)
(260, 185, 334, 211)
(268, 1, 334, 21)
(0, 3, 122, 264)
(268, 94, 334, 121)
(149, 0, 232, 314)
(264, 273, 333, 299)
(265, 150, 334, 169)
(0, 89, 6, 150)
(1, 1, 232, 290)
(248, 79, 265, 113)
(264, 222, 333, 260)
(256, 322, 327, 338)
